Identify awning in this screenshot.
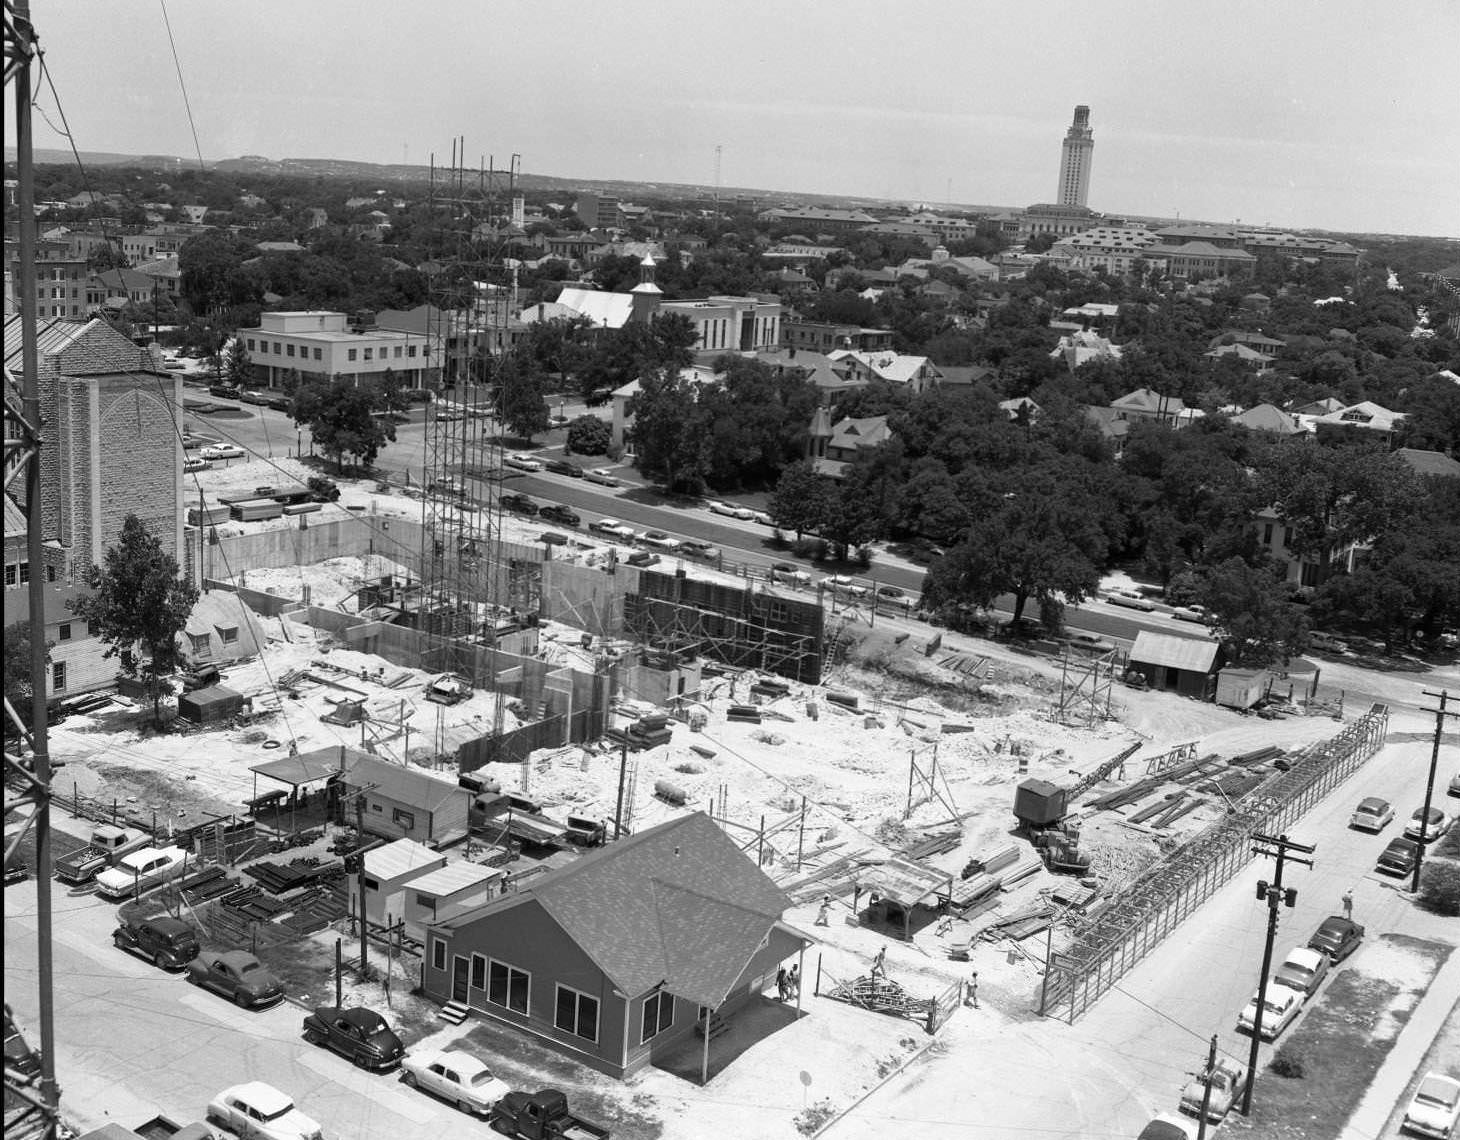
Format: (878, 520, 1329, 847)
(250, 746, 367, 787)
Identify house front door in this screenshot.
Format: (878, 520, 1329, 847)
(452, 955, 470, 1002)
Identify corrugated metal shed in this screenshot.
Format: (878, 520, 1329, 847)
(1130, 631, 1221, 673)
(364, 837, 443, 882)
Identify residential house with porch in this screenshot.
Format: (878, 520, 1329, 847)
(807, 411, 893, 478)
(422, 812, 813, 1083)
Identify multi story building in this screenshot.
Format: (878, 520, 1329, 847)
(1057, 105, 1094, 208)
(575, 192, 621, 229)
(1048, 227, 1161, 276)
(239, 310, 433, 389)
(9, 240, 90, 320)
(660, 295, 781, 355)
(781, 321, 894, 354)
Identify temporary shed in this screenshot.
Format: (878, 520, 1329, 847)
(176, 684, 246, 724)
(341, 754, 471, 849)
(348, 837, 446, 929)
(1127, 632, 1226, 700)
(1215, 667, 1272, 710)
(402, 861, 503, 941)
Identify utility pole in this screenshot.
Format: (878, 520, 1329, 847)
(355, 796, 368, 979)
(613, 736, 628, 840)
(1412, 688, 1457, 894)
(1241, 832, 1314, 1116)
(1196, 1034, 1218, 1140)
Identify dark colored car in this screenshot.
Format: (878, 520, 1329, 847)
(113, 915, 200, 970)
(539, 504, 581, 527)
(187, 950, 284, 1008)
(4, 1004, 40, 1082)
(302, 1006, 404, 1070)
(1376, 837, 1419, 877)
(679, 539, 721, 561)
(208, 383, 242, 400)
(543, 458, 583, 478)
(626, 551, 660, 567)
(1308, 915, 1365, 963)
(500, 493, 539, 516)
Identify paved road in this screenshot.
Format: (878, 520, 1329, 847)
(822, 712, 1460, 1140)
(3, 877, 499, 1139)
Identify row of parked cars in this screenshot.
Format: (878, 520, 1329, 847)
(1353, 791, 1457, 879)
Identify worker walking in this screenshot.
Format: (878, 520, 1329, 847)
(815, 896, 832, 927)
(788, 964, 800, 999)
(965, 970, 979, 1008)
(871, 945, 887, 979)
(775, 966, 789, 1002)
(1342, 890, 1354, 920)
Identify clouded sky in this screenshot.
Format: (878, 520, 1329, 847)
(12, 0, 1459, 236)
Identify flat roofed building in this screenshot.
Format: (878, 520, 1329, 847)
(239, 310, 432, 389)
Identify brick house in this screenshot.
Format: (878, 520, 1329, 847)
(421, 812, 813, 1082)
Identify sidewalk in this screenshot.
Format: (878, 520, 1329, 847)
(1340, 937, 1460, 1140)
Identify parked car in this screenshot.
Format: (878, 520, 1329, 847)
(301, 1005, 404, 1070)
(640, 530, 681, 552)
(199, 444, 245, 461)
(585, 467, 619, 486)
(770, 562, 811, 586)
(112, 915, 200, 970)
(1403, 1071, 1460, 1139)
(1106, 588, 1156, 612)
(93, 845, 188, 901)
(626, 551, 660, 567)
(1237, 982, 1302, 1039)
(1450, 771, 1460, 798)
(543, 458, 583, 478)
(1064, 631, 1114, 653)
(239, 389, 271, 405)
(588, 518, 637, 541)
(1376, 837, 1420, 877)
(1178, 1056, 1245, 1123)
(1405, 806, 1452, 843)
(187, 950, 284, 1008)
(206, 1081, 323, 1140)
(500, 493, 539, 516)
(750, 509, 773, 526)
(706, 499, 753, 519)
(538, 531, 570, 547)
(678, 539, 721, 561)
(1135, 1116, 1197, 1140)
(1307, 915, 1365, 963)
(1307, 630, 1349, 653)
(876, 585, 908, 603)
(1350, 796, 1395, 832)
(182, 457, 211, 474)
(208, 384, 241, 400)
(4, 1004, 41, 1082)
(55, 824, 152, 885)
(1273, 946, 1330, 997)
(401, 1049, 510, 1117)
(821, 575, 868, 597)
(539, 504, 580, 528)
(1171, 604, 1208, 624)
(490, 1089, 610, 1140)
(265, 394, 292, 412)
(504, 453, 543, 472)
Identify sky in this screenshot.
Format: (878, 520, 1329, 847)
(10, 0, 1460, 236)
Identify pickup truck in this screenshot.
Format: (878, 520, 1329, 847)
(1179, 1056, 1245, 1122)
(56, 825, 152, 885)
(490, 1089, 610, 1140)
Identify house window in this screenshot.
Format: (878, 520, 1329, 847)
(392, 808, 415, 830)
(348, 349, 358, 362)
(364, 348, 373, 361)
(408, 345, 417, 358)
(313, 347, 323, 361)
(216, 625, 238, 645)
(56, 622, 72, 641)
(3, 565, 15, 587)
(488, 960, 530, 1014)
(247, 339, 255, 351)
(415, 892, 436, 914)
(641, 991, 674, 1044)
(1283, 527, 1294, 549)
(189, 633, 211, 654)
(393, 346, 402, 358)
(555, 985, 599, 1042)
(18, 562, 30, 584)
(430, 938, 446, 971)
(470, 953, 486, 989)
(51, 661, 66, 692)
(1262, 524, 1273, 546)
(363, 876, 379, 890)
(286, 344, 295, 357)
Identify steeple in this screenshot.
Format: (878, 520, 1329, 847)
(629, 252, 662, 323)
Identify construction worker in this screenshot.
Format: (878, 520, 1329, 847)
(871, 945, 887, 979)
(1342, 890, 1353, 920)
(965, 970, 979, 1008)
(815, 896, 832, 926)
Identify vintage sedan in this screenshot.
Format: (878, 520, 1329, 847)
(199, 444, 245, 461)
(1404, 806, 1452, 843)
(1106, 588, 1156, 612)
(301, 1005, 404, 1070)
(1404, 1071, 1460, 1139)
(1307, 915, 1365, 963)
(207, 1081, 322, 1140)
(1273, 946, 1330, 997)
(585, 467, 619, 486)
(400, 1049, 510, 1116)
(93, 846, 188, 901)
(187, 950, 284, 1008)
(1350, 796, 1395, 832)
(1237, 982, 1302, 1040)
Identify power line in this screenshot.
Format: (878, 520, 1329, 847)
(156, 0, 206, 173)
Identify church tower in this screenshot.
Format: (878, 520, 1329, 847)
(1057, 105, 1094, 208)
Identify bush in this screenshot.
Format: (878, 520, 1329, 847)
(1269, 1041, 1307, 1079)
(792, 536, 829, 561)
(566, 415, 611, 456)
(1417, 859, 1460, 916)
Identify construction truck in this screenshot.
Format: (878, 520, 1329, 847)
(55, 824, 152, 885)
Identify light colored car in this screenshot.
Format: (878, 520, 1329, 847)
(1171, 604, 1207, 624)
(94, 845, 188, 901)
(1237, 982, 1301, 1039)
(1106, 588, 1155, 612)
(1065, 631, 1114, 653)
(182, 457, 211, 473)
(750, 509, 773, 526)
(821, 575, 868, 597)
(199, 444, 244, 461)
(1404, 1071, 1460, 1139)
(588, 518, 637, 541)
(678, 539, 721, 561)
(1273, 946, 1329, 997)
(504, 453, 543, 471)
(401, 1049, 510, 1117)
(1405, 806, 1453, 843)
(770, 562, 811, 585)
(585, 467, 619, 486)
(707, 500, 753, 520)
(1350, 796, 1395, 832)
(1136, 1115, 1197, 1140)
(1308, 631, 1349, 653)
(640, 530, 681, 552)
(207, 1081, 323, 1140)
(1450, 771, 1460, 798)
(1178, 1056, 1245, 1123)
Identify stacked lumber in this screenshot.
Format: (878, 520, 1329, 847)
(1129, 792, 1185, 825)
(900, 830, 961, 861)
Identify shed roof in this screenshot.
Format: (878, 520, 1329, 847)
(343, 754, 463, 814)
(1130, 631, 1221, 673)
(436, 813, 808, 1008)
(251, 745, 367, 787)
(408, 861, 501, 897)
(364, 837, 443, 881)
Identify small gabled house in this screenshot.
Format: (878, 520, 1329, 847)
(422, 812, 813, 1083)
(349, 837, 445, 930)
(1127, 631, 1227, 700)
(341, 754, 471, 849)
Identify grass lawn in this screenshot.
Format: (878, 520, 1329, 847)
(1224, 933, 1452, 1139)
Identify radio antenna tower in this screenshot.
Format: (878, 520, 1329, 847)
(713, 144, 722, 216)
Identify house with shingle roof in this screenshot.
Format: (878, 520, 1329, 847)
(1231, 403, 1301, 435)
(421, 812, 813, 1082)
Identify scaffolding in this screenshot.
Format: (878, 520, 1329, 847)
(1053, 647, 1118, 725)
